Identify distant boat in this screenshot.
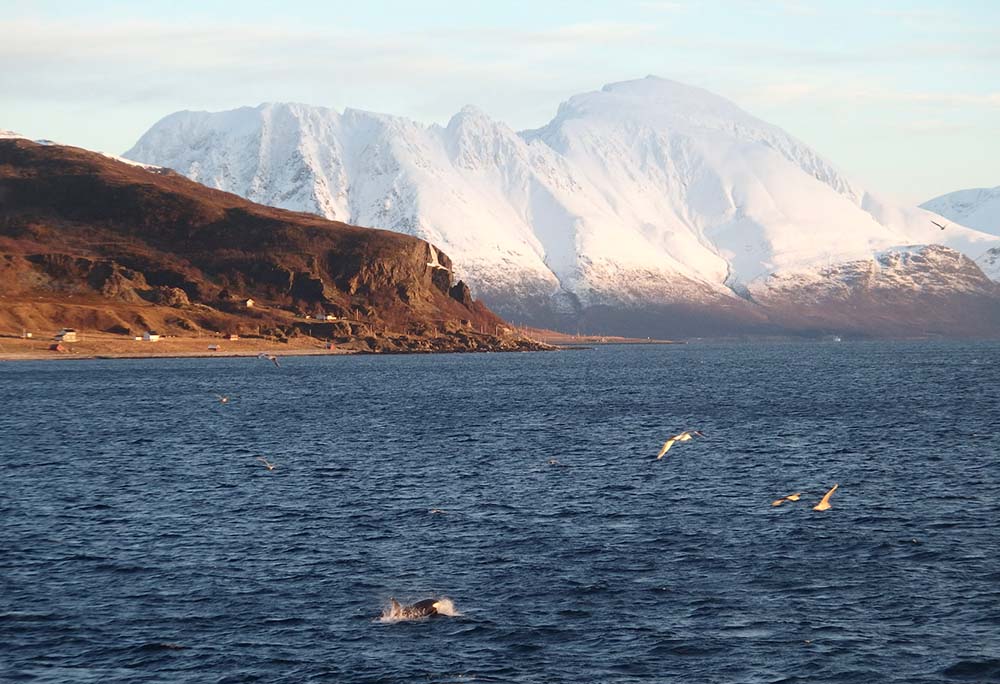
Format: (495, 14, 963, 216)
(832, 336, 842, 343)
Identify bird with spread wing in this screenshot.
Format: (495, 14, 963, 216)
(656, 430, 705, 459)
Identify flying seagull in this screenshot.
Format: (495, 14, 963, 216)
(771, 492, 802, 507)
(931, 220, 947, 230)
(257, 352, 280, 368)
(426, 245, 450, 271)
(812, 484, 839, 511)
(656, 430, 705, 459)
(256, 456, 276, 471)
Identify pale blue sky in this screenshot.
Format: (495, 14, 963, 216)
(2, 0, 998, 202)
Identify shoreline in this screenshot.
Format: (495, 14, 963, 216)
(0, 349, 354, 362)
(523, 329, 685, 346)
(0, 333, 552, 361)
(0, 347, 553, 361)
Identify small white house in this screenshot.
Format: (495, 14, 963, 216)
(55, 328, 78, 343)
(245, 298, 255, 308)
(143, 331, 160, 342)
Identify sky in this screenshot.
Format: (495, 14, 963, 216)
(2, 0, 998, 204)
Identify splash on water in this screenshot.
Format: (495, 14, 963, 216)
(432, 598, 460, 617)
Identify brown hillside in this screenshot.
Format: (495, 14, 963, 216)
(0, 139, 543, 352)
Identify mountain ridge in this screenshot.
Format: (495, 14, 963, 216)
(123, 77, 1000, 336)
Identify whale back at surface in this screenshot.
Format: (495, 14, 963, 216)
(408, 599, 439, 617)
(381, 598, 442, 622)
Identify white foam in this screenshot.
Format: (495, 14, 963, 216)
(432, 598, 460, 617)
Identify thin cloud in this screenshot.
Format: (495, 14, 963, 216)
(0, 17, 667, 129)
(774, 1, 819, 15)
(902, 119, 973, 134)
(639, 1, 688, 11)
(742, 81, 1000, 109)
(868, 7, 950, 20)
(532, 21, 659, 42)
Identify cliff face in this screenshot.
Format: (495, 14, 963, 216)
(0, 138, 540, 351)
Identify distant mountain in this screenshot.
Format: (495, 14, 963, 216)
(0, 138, 543, 352)
(921, 186, 1000, 236)
(124, 76, 1000, 337)
(921, 186, 1000, 285)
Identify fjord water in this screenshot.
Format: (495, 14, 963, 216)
(2, 343, 999, 683)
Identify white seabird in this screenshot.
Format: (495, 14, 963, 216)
(656, 430, 705, 459)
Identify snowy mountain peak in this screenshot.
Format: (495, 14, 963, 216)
(525, 76, 863, 205)
(596, 75, 752, 122)
(453, 104, 491, 119)
(535, 76, 780, 143)
(444, 106, 528, 171)
(445, 105, 511, 141)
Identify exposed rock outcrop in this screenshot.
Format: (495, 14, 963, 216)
(151, 286, 190, 307)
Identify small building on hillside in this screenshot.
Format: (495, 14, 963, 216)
(55, 328, 78, 343)
(143, 331, 160, 342)
(245, 298, 255, 308)
(227, 333, 240, 341)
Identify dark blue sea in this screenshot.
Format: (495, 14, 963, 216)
(2, 342, 999, 683)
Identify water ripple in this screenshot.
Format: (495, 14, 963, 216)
(1, 342, 998, 682)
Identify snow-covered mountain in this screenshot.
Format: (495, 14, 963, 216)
(124, 77, 1000, 336)
(921, 186, 1000, 286)
(921, 186, 1000, 236)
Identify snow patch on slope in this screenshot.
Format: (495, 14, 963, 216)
(98, 151, 162, 170)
